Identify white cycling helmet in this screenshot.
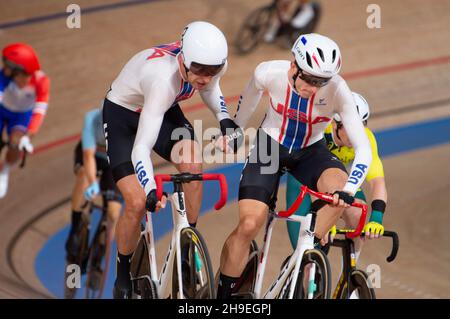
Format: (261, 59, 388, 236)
(291, 33, 342, 78)
(334, 92, 371, 123)
(180, 21, 228, 69)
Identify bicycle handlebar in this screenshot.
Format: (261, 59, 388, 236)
(278, 185, 367, 238)
(335, 229, 399, 263)
(155, 173, 228, 210)
(382, 231, 399, 262)
(1, 139, 30, 169)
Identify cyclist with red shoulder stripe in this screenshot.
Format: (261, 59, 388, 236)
(0, 43, 50, 198)
(216, 33, 372, 299)
(102, 21, 241, 298)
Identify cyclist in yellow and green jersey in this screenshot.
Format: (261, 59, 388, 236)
(286, 92, 387, 259)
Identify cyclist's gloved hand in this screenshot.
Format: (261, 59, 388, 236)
(364, 209, 384, 239)
(332, 190, 354, 207)
(218, 118, 244, 153)
(18, 135, 34, 153)
(84, 181, 100, 201)
(146, 189, 168, 212)
(364, 222, 384, 239)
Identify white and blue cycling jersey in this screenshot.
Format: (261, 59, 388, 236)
(106, 41, 230, 195)
(234, 60, 372, 195)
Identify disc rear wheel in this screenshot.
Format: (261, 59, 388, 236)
(279, 249, 331, 299)
(172, 227, 215, 299)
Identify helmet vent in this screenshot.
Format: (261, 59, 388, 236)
(317, 48, 325, 62)
(306, 52, 313, 68)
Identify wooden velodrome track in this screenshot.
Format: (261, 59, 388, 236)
(1, 0, 450, 298)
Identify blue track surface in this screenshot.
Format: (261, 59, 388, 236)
(35, 116, 450, 298)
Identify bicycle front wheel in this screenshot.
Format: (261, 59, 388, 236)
(85, 221, 109, 299)
(172, 227, 215, 299)
(292, 249, 331, 299)
(339, 269, 376, 299)
(64, 214, 90, 299)
(234, 5, 274, 54)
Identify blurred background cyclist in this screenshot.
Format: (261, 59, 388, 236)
(65, 107, 123, 267)
(264, 0, 321, 45)
(0, 43, 50, 199)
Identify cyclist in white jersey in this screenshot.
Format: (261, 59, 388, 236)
(102, 21, 241, 298)
(216, 33, 372, 298)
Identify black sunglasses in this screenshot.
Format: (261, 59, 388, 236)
(187, 62, 224, 77)
(3, 57, 30, 75)
(294, 62, 331, 87)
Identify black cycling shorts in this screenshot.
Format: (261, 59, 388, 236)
(239, 129, 347, 206)
(73, 141, 122, 202)
(102, 98, 195, 183)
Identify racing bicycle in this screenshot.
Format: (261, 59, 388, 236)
(64, 191, 118, 299)
(230, 184, 368, 299)
(331, 228, 399, 299)
(130, 173, 227, 299)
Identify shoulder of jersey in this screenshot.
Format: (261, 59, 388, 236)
(365, 127, 377, 140)
(30, 70, 49, 85)
(256, 60, 290, 81)
(325, 74, 344, 88)
(260, 60, 290, 71)
(87, 108, 101, 117)
(139, 49, 179, 81)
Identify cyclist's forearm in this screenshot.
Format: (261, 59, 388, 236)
(82, 149, 97, 185)
(234, 77, 263, 129)
(368, 177, 388, 204)
(131, 107, 166, 195)
(199, 81, 231, 122)
(131, 143, 156, 195)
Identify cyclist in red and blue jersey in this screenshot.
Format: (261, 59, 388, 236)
(102, 21, 241, 298)
(216, 33, 372, 299)
(0, 43, 50, 198)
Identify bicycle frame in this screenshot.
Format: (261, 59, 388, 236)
(331, 236, 358, 299)
(252, 185, 367, 299)
(331, 229, 399, 299)
(139, 190, 189, 298)
(254, 210, 314, 298)
(134, 173, 227, 299)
